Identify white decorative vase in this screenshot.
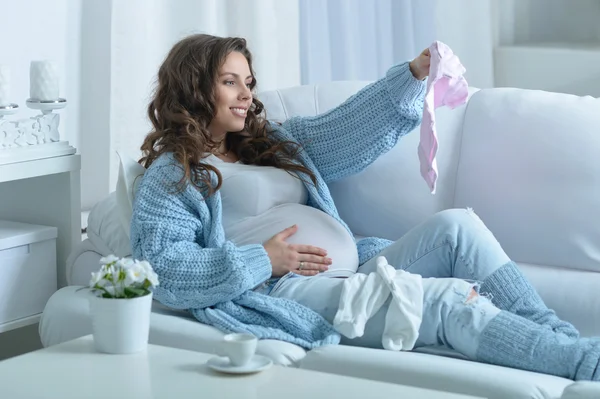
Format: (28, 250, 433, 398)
(88, 292, 153, 354)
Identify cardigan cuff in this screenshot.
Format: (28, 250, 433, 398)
(385, 62, 427, 118)
(240, 244, 273, 287)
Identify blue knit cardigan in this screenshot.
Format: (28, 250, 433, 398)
(130, 62, 426, 349)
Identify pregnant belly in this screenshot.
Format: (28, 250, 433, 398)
(225, 204, 359, 276)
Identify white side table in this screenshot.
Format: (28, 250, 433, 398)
(0, 153, 81, 332)
(0, 335, 484, 399)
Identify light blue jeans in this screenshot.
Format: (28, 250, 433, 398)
(266, 208, 502, 358)
(260, 209, 600, 380)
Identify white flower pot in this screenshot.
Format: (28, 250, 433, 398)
(88, 292, 153, 354)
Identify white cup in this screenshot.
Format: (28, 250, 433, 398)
(222, 333, 258, 367)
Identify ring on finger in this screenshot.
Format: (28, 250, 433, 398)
(299, 261, 305, 270)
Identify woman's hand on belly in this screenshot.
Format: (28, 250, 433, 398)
(263, 224, 333, 277)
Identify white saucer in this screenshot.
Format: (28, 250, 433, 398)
(206, 355, 273, 374)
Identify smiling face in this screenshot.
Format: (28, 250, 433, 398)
(208, 51, 254, 141)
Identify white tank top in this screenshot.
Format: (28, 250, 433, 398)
(205, 155, 359, 276)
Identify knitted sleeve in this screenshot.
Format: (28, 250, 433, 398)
(280, 62, 427, 183)
(130, 162, 273, 310)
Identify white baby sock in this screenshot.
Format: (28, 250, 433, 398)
(377, 258, 424, 351)
(333, 271, 390, 339)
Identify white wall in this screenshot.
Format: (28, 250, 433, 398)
(497, 0, 600, 46)
(494, 0, 600, 97)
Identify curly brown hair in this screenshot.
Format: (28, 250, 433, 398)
(139, 34, 316, 196)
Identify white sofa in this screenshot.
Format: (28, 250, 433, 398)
(40, 81, 600, 399)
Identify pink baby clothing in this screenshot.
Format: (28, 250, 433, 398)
(419, 41, 469, 194)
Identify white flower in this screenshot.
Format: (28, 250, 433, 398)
(89, 271, 106, 287)
(102, 264, 116, 280)
(137, 260, 152, 272)
(137, 260, 159, 287)
(116, 258, 135, 269)
(124, 263, 146, 286)
(145, 270, 159, 287)
(100, 255, 119, 265)
(90, 255, 158, 298)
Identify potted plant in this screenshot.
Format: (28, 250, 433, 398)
(88, 255, 159, 354)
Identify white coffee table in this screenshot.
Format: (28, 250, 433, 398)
(0, 335, 483, 398)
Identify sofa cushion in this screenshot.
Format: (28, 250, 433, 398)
(518, 262, 600, 338)
(115, 152, 146, 239)
(86, 153, 145, 258)
(86, 192, 131, 258)
(299, 344, 572, 399)
(453, 88, 600, 274)
(259, 80, 372, 122)
(451, 88, 600, 337)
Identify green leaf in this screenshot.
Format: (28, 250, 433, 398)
(121, 269, 127, 282)
(124, 287, 146, 298)
(92, 286, 115, 299)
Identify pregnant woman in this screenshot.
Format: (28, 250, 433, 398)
(131, 33, 600, 381)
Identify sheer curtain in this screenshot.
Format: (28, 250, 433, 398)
(298, 0, 437, 84)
